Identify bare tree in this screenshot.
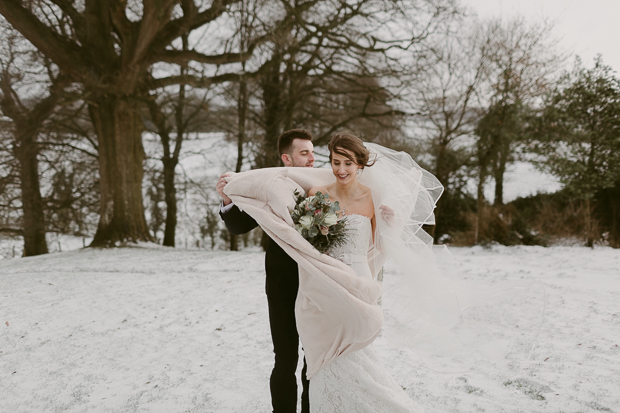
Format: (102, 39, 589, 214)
(0, 117, 21, 236)
(145, 30, 213, 248)
(227, 0, 254, 250)
(0, 23, 72, 256)
(469, 17, 563, 244)
(479, 17, 563, 206)
(408, 19, 490, 240)
(410, 15, 563, 243)
(0, 0, 292, 246)
(37, 98, 101, 237)
(248, 0, 458, 167)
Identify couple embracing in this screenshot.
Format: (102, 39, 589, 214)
(217, 129, 432, 412)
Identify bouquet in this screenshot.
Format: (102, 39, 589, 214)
(290, 190, 348, 253)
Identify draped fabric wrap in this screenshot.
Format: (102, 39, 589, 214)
(224, 143, 543, 377)
(224, 167, 384, 379)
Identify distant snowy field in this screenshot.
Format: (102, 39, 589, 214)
(152, 132, 562, 248)
(1, 245, 618, 412)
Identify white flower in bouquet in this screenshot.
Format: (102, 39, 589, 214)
(323, 213, 338, 226)
(299, 215, 314, 229)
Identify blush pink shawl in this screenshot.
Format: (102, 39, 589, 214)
(224, 167, 383, 379)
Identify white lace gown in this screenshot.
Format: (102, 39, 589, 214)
(309, 214, 423, 413)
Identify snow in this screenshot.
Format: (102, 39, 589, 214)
(1, 245, 618, 412)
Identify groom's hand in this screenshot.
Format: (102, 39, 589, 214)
(216, 173, 233, 206)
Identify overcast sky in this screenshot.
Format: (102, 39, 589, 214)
(465, 0, 620, 73)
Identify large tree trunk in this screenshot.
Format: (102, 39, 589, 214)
(282, 60, 297, 132)
(259, 58, 283, 169)
(584, 198, 594, 248)
(475, 136, 496, 245)
(89, 97, 152, 246)
(493, 166, 505, 206)
(475, 169, 487, 245)
(162, 158, 177, 247)
(15, 131, 48, 256)
(493, 142, 509, 206)
(162, 34, 191, 248)
(258, 58, 284, 250)
(431, 138, 450, 241)
(610, 188, 620, 248)
(602, 182, 620, 248)
(230, 78, 249, 251)
(146, 100, 179, 248)
(0, 76, 61, 256)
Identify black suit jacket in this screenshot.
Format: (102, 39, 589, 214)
(220, 204, 299, 300)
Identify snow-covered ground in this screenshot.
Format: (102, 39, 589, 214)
(1, 245, 618, 412)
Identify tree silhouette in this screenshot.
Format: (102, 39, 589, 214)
(0, 0, 281, 245)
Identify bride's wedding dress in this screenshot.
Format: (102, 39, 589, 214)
(309, 214, 422, 412)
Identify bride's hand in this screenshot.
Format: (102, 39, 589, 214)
(379, 205, 394, 224)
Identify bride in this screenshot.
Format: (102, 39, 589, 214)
(305, 133, 423, 411)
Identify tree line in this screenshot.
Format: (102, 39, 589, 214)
(0, 0, 618, 257)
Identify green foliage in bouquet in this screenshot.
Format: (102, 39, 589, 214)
(290, 190, 348, 253)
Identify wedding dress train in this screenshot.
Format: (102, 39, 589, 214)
(309, 214, 422, 412)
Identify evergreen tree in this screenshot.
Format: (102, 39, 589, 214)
(527, 57, 620, 246)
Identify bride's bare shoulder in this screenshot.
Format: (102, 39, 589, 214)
(309, 184, 337, 198)
(308, 185, 328, 197)
(359, 184, 373, 197)
(359, 184, 375, 216)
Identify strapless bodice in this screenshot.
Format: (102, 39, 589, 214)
(328, 214, 373, 279)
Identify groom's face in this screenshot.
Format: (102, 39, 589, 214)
(286, 139, 315, 168)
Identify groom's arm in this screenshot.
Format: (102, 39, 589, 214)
(220, 203, 259, 235)
(217, 172, 258, 235)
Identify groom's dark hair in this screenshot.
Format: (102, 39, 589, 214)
(277, 129, 313, 156)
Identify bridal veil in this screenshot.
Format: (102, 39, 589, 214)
(361, 143, 544, 371)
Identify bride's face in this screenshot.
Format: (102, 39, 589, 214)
(331, 149, 361, 185)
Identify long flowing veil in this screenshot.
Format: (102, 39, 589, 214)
(360, 143, 544, 371)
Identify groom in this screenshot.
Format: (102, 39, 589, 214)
(216, 129, 314, 413)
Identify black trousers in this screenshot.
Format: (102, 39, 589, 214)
(267, 296, 310, 413)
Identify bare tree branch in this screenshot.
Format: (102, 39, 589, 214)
(0, 0, 88, 79)
(153, 0, 242, 50)
(48, 0, 86, 40)
(149, 72, 248, 89)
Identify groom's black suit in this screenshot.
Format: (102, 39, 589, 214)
(220, 204, 310, 413)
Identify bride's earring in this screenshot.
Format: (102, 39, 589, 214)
(357, 168, 362, 177)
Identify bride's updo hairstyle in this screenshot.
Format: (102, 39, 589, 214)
(328, 132, 376, 169)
